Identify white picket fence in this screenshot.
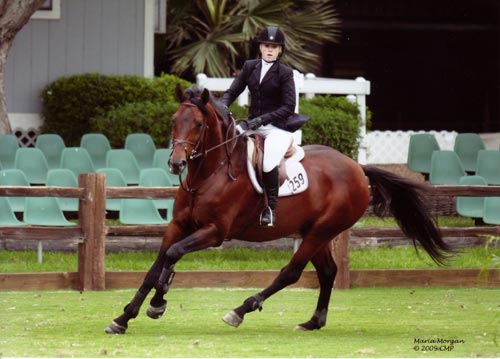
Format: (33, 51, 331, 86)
(366, 130, 457, 164)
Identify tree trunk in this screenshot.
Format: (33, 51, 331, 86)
(0, 0, 46, 134)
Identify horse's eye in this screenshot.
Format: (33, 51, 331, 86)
(196, 121, 203, 129)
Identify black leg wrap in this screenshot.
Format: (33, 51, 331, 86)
(147, 268, 175, 320)
(155, 269, 175, 293)
(222, 293, 265, 328)
(234, 293, 264, 318)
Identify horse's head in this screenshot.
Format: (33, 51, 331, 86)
(169, 84, 228, 175)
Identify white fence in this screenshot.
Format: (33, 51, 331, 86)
(366, 130, 457, 164)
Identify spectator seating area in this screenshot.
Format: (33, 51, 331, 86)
(407, 132, 500, 225)
(0, 133, 179, 226)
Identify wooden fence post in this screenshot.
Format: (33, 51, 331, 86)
(78, 173, 106, 291)
(332, 230, 350, 289)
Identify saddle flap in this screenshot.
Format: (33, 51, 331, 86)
(246, 136, 308, 197)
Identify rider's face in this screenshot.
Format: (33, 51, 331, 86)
(259, 43, 282, 62)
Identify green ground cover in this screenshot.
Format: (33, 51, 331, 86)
(0, 245, 499, 273)
(0, 287, 498, 358)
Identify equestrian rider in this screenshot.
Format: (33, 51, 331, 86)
(221, 26, 296, 227)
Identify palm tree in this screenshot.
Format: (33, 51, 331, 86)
(162, 0, 340, 78)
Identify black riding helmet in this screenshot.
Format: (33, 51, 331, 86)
(256, 26, 285, 46)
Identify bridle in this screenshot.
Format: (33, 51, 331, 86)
(170, 101, 243, 193)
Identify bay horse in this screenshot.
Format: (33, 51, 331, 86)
(105, 85, 453, 334)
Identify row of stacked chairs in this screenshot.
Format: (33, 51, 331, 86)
(0, 133, 181, 185)
(0, 133, 180, 226)
(406, 133, 500, 224)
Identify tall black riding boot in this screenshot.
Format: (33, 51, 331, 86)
(260, 166, 279, 227)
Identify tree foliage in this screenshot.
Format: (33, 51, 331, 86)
(163, 0, 340, 78)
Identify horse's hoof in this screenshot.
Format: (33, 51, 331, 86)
(104, 321, 127, 334)
(146, 303, 167, 319)
(294, 320, 321, 331)
(221, 310, 243, 328)
(294, 324, 309, 331)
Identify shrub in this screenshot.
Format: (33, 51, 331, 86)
(300, 96, 370, 159)
(41, 73, 191, 146)
(90, 101, 178, 148)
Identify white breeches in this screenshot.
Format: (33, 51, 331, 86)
(249, 124, 294, 172)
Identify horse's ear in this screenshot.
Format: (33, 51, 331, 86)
(175, 83, 186, 103)
(201, 88, 210, 104)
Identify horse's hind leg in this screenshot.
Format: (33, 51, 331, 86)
(104, 252, 166, 334)
(222, 237, 325, 328)
(296, 243, 337, 330)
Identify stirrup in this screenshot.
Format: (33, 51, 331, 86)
(259, 206, 275, 227)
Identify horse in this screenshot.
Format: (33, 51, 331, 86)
(104, 85, 453, 334)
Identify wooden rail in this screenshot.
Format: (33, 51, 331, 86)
(1, 174, 500, 291)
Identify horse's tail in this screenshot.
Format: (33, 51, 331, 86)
(362, 165, 454, 265)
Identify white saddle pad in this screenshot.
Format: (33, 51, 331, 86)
(246, 139, 309, 197)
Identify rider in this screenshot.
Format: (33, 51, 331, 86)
(221, 26, 296, 227)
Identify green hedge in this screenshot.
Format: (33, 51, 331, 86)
(41, 73, 191, 146)
(41, 73, 368, 155)
(300, 95, 369, 159)
(90, 101, 179, 148)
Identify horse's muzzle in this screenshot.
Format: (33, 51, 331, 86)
(168, 158, 187, 175)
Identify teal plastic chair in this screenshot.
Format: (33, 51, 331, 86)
(0, 134, 19, 169)
(0, 197, 26, 226)
(125, 133, 156, 169)
(139, 168, 175, 222)
(96, 168, 127, 211)
(152, 148, 185, 186)
(0, 169, 30, 212)
(23, 197, 76, 226)
(456, 175, 487, 219)
(35, 134, 66, 169)
(106, 149, 141, 185)
(80, 133, 112, 170)
(407, 133, 440, 177)
(119, 198, 169, 225)
(453, 133, 485, 173)
(475, 150, 500, 185)
(14, 147, 50, 185)
(46, 169, 79, 212)
(60, 147, 95, 177)
(483, 197, 500, 225)
(429, 150, 467, 185)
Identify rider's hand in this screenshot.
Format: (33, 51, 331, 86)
(246, 117, 264, 130)
(236, 124, 246, 134)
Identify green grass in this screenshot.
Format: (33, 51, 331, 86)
(356, 215, 476, 227)
(0, 287, 498, 357)
(1, 245, 499, 273)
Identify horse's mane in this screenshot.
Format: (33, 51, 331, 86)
(184, 85, 233, 128)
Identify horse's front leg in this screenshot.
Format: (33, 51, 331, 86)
(106, 223, 223, 334)
(147, 223, 223, 319)
(104, 253, 166, 334)
(146, 262, 175, 320)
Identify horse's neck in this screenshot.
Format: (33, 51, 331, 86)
(186, 127, 226, 180)
(185, 127, 246, 185)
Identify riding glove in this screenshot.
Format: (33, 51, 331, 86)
(240, 117, 264, 131)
